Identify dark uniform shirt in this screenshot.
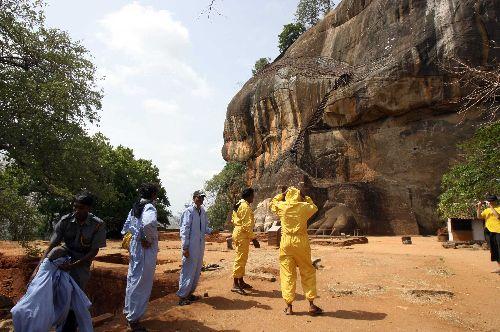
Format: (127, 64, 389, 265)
(50, 213, 106, 288)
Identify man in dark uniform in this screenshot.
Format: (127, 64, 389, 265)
(31, 191, 106, 331)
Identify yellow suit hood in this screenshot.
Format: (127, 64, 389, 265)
(285, 187, 302, 203)
(270, 187, 318, 235)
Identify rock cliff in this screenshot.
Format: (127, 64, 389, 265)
(223, 0, 499, 234)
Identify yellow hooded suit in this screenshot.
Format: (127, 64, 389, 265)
(231, 199, 255, 278)
(270, 187, 318, 304)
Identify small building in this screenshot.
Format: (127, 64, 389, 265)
(447, 218, 485, 242)
(267, 225, 281, 247)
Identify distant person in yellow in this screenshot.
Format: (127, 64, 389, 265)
(270, 186, 323, 316)
(476, 194, 500, 273)
(231, 188, 260, 294)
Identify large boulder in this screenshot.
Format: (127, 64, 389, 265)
(309, 202, 357, 235)
(223, 0, 498, 234)
(253, 198, 279, 232)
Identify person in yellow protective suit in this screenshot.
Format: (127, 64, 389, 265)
(270, 186, 323, 316)
(231, 188, 260, 294)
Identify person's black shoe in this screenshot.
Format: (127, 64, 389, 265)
(231, 287, 247, 295)
(240, 281, 253, 289)
(188, 294, 201, 301)
(178, 298, 192, 306)
(128, 320, 148, 331)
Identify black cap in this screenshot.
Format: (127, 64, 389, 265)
(241, 188, 254, 199)
(485, 194, 498, 202)
(193, 190, 206, 198)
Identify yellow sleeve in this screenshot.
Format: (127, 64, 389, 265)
(480, 209, 488, 219)
(270, 193, 284, 214)
(304, 196, 315, 205)
(248, 209, 255, 239)
(230, 210, 237, 225)
(301, 196, 319, 220)
(239, 203, 255, 238)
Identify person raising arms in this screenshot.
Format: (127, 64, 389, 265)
(270, 186, 323, 316)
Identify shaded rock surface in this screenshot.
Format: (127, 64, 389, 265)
(224, 0, 498, 235)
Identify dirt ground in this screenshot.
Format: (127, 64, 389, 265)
(1, 235, 499, 332)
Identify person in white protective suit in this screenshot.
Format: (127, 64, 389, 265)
(176, 190, 217, 305)
(122, 183, 160, 331)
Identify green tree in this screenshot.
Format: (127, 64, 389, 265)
(278, 23, 306, 54)
(0, 165, 44, 242)
(252, 57, 271, 76)
(91, 135, 171, 236)
(0, 0, 102, 185)
(204, 162, 247, 230)
(295, 0, 334, 27)
(35, 134, 172, 237)
(438, 121, 500, 218)
(0, 133, 172, 240)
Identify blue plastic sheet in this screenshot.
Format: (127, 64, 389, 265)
(11, 257, 92, 332)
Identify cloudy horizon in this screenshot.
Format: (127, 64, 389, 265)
(44, 0, 297, 214)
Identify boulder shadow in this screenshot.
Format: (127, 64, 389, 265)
(202, 296, 272, 311)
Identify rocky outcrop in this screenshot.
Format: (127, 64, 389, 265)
(309, 202, 357, 235)
(224, 0, 499, 235)
(254, 198, 279, 232)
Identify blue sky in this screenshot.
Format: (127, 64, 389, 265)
(44, 0, 297, 214)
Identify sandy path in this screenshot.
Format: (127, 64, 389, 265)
(95, 236, 500, 332)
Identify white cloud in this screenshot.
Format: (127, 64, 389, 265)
(97, 2, 211, 98)
(93, 3, 222, 213)
(142, 98, 179, 116)
(98, 2, 189, 60)
(99, 66, 148, 95)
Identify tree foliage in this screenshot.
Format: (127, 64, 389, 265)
(0, 0, 102, 177)
(438, 121, 500, 218)
(252, 57, 271, 76)
(90, 135, 171, 236)
(278, 23, 306, 54)
(0, 134, 172, 239)
(295, 0, 334, 27)
(0, 165, 44, 241)
(204, 162, 247, 230)
(37, 134, 171, 236)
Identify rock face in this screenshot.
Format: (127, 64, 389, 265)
(224, 0, 498, 235)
